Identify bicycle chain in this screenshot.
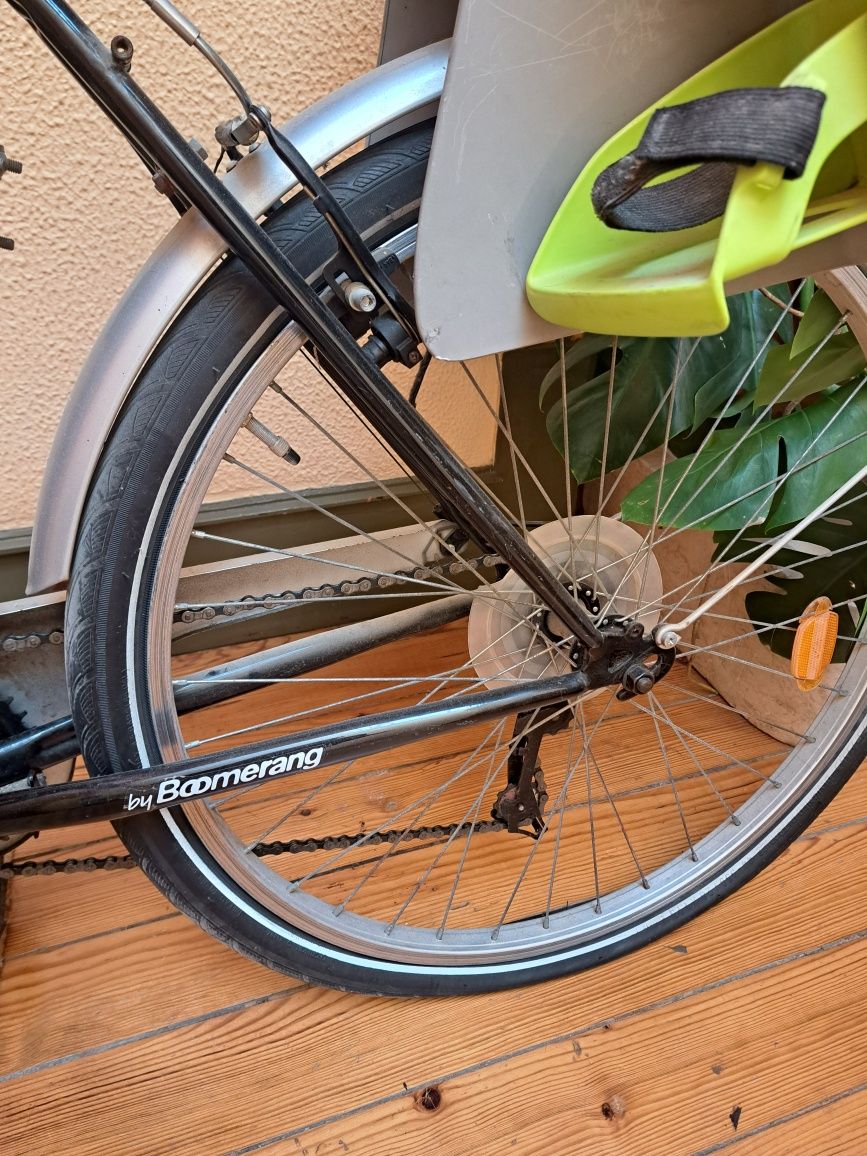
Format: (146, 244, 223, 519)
(171, 551, 502, 625)
(1, 552, 507, 879)
(0, 820, 508, 878)
(0, 554, 503, 647)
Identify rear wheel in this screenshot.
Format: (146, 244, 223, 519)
(67, 122, 867, 995)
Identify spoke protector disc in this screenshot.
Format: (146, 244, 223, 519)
(468, 516, 664, 689)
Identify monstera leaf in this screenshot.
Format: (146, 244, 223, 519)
(732, 491, 867, 661)
(755, 290, 866, 407)
(532, 289, 789, 484)
(620, 384, 867, 532)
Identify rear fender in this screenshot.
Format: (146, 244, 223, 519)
(27, 40, 449, 595)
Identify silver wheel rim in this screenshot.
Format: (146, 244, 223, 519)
(130, 225, 867, 967)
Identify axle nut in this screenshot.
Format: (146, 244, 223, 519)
(622, 664, 655, 696)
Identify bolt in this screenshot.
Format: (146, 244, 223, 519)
(152, 170, 175, 198)
(343, 281, 377, 313)
(0, 145, 23, 178)
(48, 631, 63, 645)
(187, 137, 209, 163)
(622, 663, 655, 696)
(110, 35, 134, 73)
(655, 627, 680, 650)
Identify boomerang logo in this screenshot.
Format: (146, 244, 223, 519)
(124, 747, 325, 812)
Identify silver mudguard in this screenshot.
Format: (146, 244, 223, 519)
(26, 39, 449, 595)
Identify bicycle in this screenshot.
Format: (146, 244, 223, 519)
(1, 0, 865, 996)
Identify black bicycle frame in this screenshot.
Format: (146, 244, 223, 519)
(0, 0, 605, 836)
(0, 671, 589, 834)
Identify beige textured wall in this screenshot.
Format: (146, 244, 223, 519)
(0, 0, 391, 531)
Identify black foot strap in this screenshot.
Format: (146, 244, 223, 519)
(591, 86, 826, 233)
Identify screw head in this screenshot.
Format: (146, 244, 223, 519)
(0, 145, 23, 178)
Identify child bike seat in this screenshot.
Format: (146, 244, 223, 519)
(527, 0, 867, 336)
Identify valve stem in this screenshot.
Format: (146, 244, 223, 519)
(243, 413, 301, 465)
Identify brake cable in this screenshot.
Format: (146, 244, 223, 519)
(141, 0, 422, 357)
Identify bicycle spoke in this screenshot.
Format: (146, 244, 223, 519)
(675, 641, 843, 692)
(543, 717, 580, 927)
(648, 695, 742, 825)
(591, 337, 618, 598)
(646, 695, 698, 861)
(631, 697, 781, 786)
(386, 720, 510, 933)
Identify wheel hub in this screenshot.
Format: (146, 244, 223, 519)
(468, 515, 664, 689)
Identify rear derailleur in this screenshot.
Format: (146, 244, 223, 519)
(493, 614, 674, 839)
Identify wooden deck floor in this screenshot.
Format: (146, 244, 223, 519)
(2, 631, 867, 1155)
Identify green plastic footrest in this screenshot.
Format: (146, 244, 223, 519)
(526, 0, 867, 337)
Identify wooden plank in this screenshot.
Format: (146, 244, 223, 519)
(3, 865, 176, 958)
(7, 611, 859, 951)
(5, 757, 866, 960)
(0, 915, 293, 1076)
(289, 934, 867, 1156)
(2, 819, 867, 1153)
(715, 1084, 867, 1154)
(0, 667, 797, 956)
(0, 772, 761, 1068)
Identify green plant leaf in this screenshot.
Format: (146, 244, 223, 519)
(791, 289, 841, 357)
(737, 492, 867, 661)
(540, 290, 787, 485)
(620, 425, 779, 530)
(754, 331, 864, 407)
(537, 334, 614, 411)
(620, 384, 867, 532)
(765, 386, 867, 530)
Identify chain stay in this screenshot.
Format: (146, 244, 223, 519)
(2, 552, 506, 877)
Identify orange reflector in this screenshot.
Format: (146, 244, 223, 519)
(791, 597, 839, 691)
